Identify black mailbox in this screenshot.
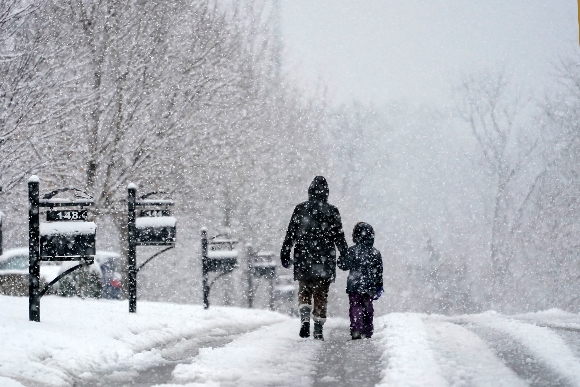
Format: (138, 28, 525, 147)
(206, 239, 238, 272)
(202, 231, 239, 308)
(251, 251, 276, 278)
(28, 178, 98, 322)
(135, 216, 176, 246)
(274, 274, 296, 300)
(127, 186, 177, 314)
(39, 221, 96, 260)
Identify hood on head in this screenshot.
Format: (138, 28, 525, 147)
(308, 176, 329, 202)
(353, 222, 374, 246)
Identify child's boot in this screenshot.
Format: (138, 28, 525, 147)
(313, 320, 324, 340)
(299, 305, 311, 338)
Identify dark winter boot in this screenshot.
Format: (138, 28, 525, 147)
(351, 331, 362, 340)
(299, 305, 311, 338)
(313, 321, 324, 341)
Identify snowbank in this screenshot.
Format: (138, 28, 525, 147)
(0, 295, 287, 386)
(374, 313, 447, 387)
(3, 297, 580, 387)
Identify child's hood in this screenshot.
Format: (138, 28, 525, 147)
(353, 222, 374, 247)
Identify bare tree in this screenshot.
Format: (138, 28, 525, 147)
(455, 71, 547, 306)
(517, 55, 580, 311)
(0, 1, 72, 195)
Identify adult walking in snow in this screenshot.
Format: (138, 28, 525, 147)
(281, 176, 348, 340)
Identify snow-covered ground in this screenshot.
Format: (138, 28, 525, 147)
(2, 295, 580, 386)
(0, 295, 287, 386)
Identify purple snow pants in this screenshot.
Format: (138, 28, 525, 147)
(349, 293, 374, 337)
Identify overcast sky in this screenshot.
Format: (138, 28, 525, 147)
(280, 0, 579, 106)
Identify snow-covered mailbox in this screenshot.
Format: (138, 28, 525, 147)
(127, 184, 176, 313)
(28, 176, 97, 322)
(40, 221, 96, 259)
(201, 229, 238, 309)
(273, 274, 297, 316)
(135, 213, 177, 245)
(246, 247, 277, 310)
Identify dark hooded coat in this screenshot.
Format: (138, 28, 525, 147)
(281, 176, 348, 282)
(338, 222, 383, 295)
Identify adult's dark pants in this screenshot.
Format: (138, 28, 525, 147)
(298, 280, 331, 323)
(349, 293, 374, 337)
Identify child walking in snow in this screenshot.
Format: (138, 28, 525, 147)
(338, 222, 384, 339)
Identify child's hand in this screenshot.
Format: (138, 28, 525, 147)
(337, 254, 348, 270)
(373, 286, 384, 300)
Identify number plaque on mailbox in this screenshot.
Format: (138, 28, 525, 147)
(47, 209, 88, 222)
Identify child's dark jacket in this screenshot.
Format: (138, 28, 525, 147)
(337, 226, 383, 295)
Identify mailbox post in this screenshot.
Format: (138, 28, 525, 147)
(127, 184, 137, 313)
(0, 182, 3, 256)
(28, 176, 97, 322)
(201, 229, 238, 309)
(127, 184, 176, 313)
(0, 210, 4, 256)
(246, 244, 254, 308)
(29, 177, 40, 321)
(246, 247, 277, 310)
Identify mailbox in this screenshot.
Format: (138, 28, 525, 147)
(135, 216, 176, 245)
(127, 185, 177, 314)
(274, 274, 296, 300)
(201, 231, 239, 308)
(251, 251, 276, 278)
(205, 238, 238, 272)
(28, 177, 98, 322)
(39, 221, 96, 260)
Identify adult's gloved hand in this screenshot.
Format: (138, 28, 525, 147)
(373, 286, 384, 301)
(281, 252, 292, 268)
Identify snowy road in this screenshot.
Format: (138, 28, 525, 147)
(2, 296, 580, 386)
(374, 312, 580, 387)
(312, 320, 383, 387)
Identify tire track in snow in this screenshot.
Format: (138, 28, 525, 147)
(424, 320, 526, 387)
(464, 322, 573, 387)
(479, 316, 580, 386)
(312, 319, 383, 387)
(545, 327, 580, 360)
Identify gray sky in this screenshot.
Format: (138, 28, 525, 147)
(280, 0, 578, 106)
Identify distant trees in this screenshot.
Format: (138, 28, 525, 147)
(0, 1, 79, 242)
(518, 56, 580, 311)
(455, 71, 548, 308)
(6, 0, 577, 314)
(0, 1, 69, 196)
(323, 102, 390, 222)
(323, 63, 580, 315)
(0, 0, 326, 304)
